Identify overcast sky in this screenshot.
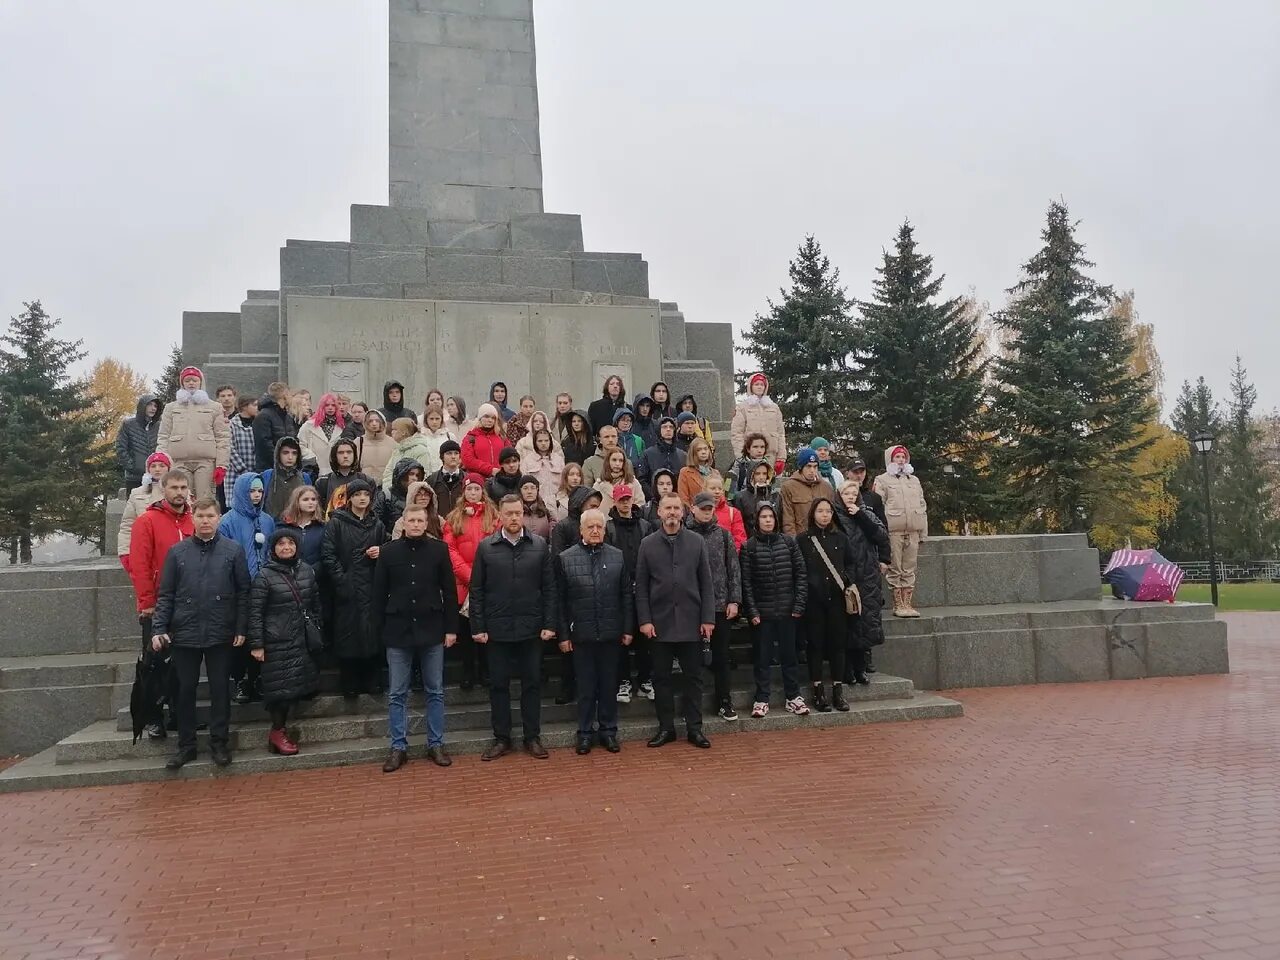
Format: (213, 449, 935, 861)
(2, 1, 1276, 413)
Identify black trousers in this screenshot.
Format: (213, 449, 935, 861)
(458, 615, 488, 683)
(488, 638, 543, 741)
(338, 656, 379, 696)
(229, 644, 261, 686)
(268, 701, 293, 729)
(573, 641, 621, 737)
(651, 640, 704, 734)
(618, 635, 652, 686)
(752, 618, 800, 701)
(139, 614, 175, 728)
(708, 612, 732, 707)
(806, 594, 847, 684)
(172, 644, 232, 753)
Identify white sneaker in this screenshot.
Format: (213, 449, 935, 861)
(785, 697, 810, 716)
(638, 681, 655, 700)
(616, 680, 632, 704)
(751, 702, 768, 718)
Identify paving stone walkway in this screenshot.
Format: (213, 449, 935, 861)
(1, 612, 1276, 960)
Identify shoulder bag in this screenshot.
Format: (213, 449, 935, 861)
(282, 573, 325, 655)
(812, 537, 861, 616)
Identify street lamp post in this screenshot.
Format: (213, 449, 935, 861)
(942, 462, 966, 535)
(1193, 431, 1219, 607)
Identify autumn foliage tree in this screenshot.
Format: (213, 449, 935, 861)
(85, 358, 148, 444)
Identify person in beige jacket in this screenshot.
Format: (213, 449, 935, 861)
(779, 447, 835, 536)
(156, 366, 229, 499)
(872, 444, 928, 618)
(116, 451, 172, 571)
(730, 373, 787, 475)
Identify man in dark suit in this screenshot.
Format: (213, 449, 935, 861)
(635, 493, 715, 749)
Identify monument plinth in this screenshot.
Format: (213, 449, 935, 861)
(182, 0, 735, 419)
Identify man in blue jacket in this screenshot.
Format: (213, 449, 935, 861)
(151, 497, 252, 770)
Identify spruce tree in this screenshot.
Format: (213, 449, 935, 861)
(1216, 358, 1279, 560)
(153, 343, 185, 403)
(0, 302, 116, 562)
(742, 236, 857, 456)
(1158, 377, 1222, 559)
(852, 221, 987, 530)
(988, 202, 1155, 533)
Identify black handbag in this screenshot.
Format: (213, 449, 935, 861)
(283, 574, 324, 656)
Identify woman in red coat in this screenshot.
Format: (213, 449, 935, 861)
(461, 403, 507, 477)
(442, 473, 499, 688)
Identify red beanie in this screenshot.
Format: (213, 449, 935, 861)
(749, 373, 768, 391)
(145, 451, 172, 469)
(891, 445, 910, 461)
(179, 366, 204, 383)
(465, 472, 486, 489)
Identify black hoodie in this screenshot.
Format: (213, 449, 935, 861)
(561, 408, 595, 465)
(637, 418, 686, 495)
(376, 457, 424, 531)
(379, 380, 409, 425)
(649, 381, 674, 420)
(254, 393, 297, 472)
(551, 486, 603, 558)
(115, 393, 161, 483)
(315, 440, 369, 517)
(262, 436, 310, 519)
(631, 393, 657, 449)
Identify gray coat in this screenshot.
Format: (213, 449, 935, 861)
(684, 515, 742, 613)
(635, 527, 714, 644)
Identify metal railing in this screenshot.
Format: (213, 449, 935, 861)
(1102, 559, 1280, 583)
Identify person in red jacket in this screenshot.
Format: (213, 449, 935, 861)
(706, 470, 747, 552)
(442, 474, 499, 689)
(461, 403, 507, 477)
(126, 468, 195, 739)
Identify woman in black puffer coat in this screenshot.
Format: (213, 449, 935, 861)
(321, 477, 387, 697)
(833, 480, 890, 684)
(249, 528, 323, 755)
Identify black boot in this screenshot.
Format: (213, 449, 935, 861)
(831, 683, 850, 712)
(865, 650, 877, 674)
(812, 683, 830, 713)
(234, 678, 253, 704)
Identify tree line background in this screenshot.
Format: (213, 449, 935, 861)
(742, 200, 1280, 561)
(1, 199, 1277, 563)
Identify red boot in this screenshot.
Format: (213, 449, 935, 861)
(268, 727, 298, 756)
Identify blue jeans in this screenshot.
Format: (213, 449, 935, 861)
(387, 644, 445, 750)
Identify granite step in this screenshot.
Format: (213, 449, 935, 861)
(0, 652, 137, 689)
(1, 693, 963, 793)
(111, 673, 915, 732)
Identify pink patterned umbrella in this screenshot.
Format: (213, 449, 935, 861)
(1102, 548, 1186, 602)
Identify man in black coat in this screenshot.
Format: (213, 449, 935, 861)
(556, 508, 635, 755)
(635, 493, 715, 749)
(470, 494, 557, 760)
(150, 497, 251, 770)
(372, 504, 460, 773)
(606, 489, 655, 703)
(253, 381, 297, 472)
(115, 393, 161, 490)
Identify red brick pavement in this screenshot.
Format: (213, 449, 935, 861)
(1, 613, 1277, 960)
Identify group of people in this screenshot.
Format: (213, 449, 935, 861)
(115, 368, 930, 771)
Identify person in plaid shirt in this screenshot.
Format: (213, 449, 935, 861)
(224, 396, 258, 506)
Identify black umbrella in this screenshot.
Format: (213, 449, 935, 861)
(129, 650, 171, 744)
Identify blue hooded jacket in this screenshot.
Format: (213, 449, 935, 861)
(217, 472, 276, 578)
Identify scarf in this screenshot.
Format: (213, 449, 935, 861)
(817, 459, 834, 480)
(321, 411, 338, 439)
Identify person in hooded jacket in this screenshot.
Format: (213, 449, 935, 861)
(521, 429, 564, 511)
(834, 480, 888, 684)
(296, 393, 346, 476)
(157, 366, 230, 499)
(613, 408, 645, 465)
(485, 447, 525, 504)
(462, 403, 507, 477)
(443, 475, 499, 689)
(780, 447, 836, 536)
(560, 410, 595, 466)
(728, 433, 771, 501)
(253, 381, 297, 473)
(247, 528, 323, 756)
(731, 374, 787, 477)
(587, 375, 627, 437)
(377, 458, 425, 533)
(631, 394, 657, 450)
(685, 491, 743, 721)
(261, 436, 312, 520)
(641, 468, 678, 526)
(674, 411, 701, 453)
(736, 460, 781, 539)
(219, 472, 275, 704)
(381, 418, 438, 491)
(797, 497, 859, 713)
(740, 501, 809, 718)
(314, 439, 369, 518)
(390, 480, 444, 540)
(873, 444, 928, 618)
(116, 393, 161, 490)
(519, 476, 553, 540)
(444, 395, 473, 439)
(321, 477, 386, 697)
(649, 381, 674, 420)
(118, 451, 172, 572)
(675, 394, 715, 456)
(487, 381, 516, 423)
(515, 411, 558, 458)
(606, 486, 655, 704)
(637, 417, 687, 499)
(379, 380, 409, 424)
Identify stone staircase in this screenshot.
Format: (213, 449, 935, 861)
(0, 663, 959, 792)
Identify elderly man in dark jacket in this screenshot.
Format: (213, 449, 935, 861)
(151, 497, 251, 770)
(470, 494, 557, 760)
(635, 492, 715, 749)
(740, 502, 809, 717)
(115, 394, 161, 490)
(556, 508, 635, 755)
(372, 503, 460, 773)
(686, 491, 743, 722)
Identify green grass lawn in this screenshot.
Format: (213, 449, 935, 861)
(1105, 581, 1280, 611)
